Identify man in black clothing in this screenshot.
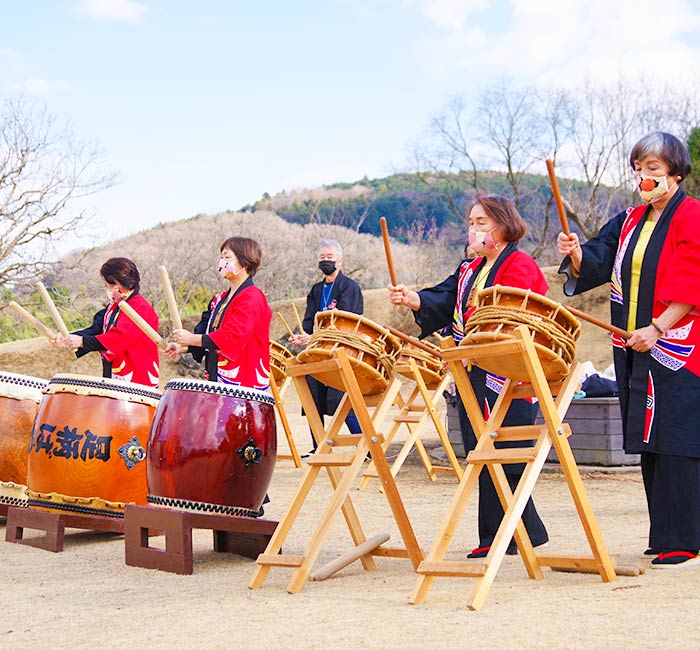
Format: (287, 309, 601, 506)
(289, 239, 363, 455)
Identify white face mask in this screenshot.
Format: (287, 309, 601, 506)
(636, 173, 672, 203)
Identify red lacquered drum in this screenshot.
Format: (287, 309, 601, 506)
(296, 309, 401, 395)
(0, 371, 48, 508)
(147, 379, 277, 517)
(26, 373, 161, 518)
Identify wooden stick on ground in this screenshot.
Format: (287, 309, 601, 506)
(118, 300, 167, 349)
(384, 324, 443, 359)
(35, 282, 70, 337)
(546, 159, 570, 236)
(8, 301, 58, 340)
(291, 302, 304, 331)
(157, 265, 183, 330)
(276, 312, 294, 337)
(565, 304, 632, 339)
(379, 216, 399, 286)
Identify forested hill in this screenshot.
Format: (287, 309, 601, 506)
(243, 170, 618, 260)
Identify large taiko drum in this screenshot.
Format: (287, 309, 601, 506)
(269, 341, 293, 383)
(146, 379, 277, 517)
(395, 340, 446, 388)
(0, 371, 49, 509)
(26, 373, 161, 518)
(296, 309, 401, 395)
(461, 286, 581, 382)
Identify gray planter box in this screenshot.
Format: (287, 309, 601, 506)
(446, 394, 639, 467)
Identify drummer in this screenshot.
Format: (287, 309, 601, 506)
(164, 236, 272, 391)
(52, 257, 160, 388)
(289, 239, 363, 455)
(387, 194, 549, 558)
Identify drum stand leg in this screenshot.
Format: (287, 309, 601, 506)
(249, 348, 424, 594)
(270, 375, 302, 468)
(123, 504, 278, 575)
(360, 360, 462, 489)
(411, 326, 616, 611)
(4, 505, 123, 552)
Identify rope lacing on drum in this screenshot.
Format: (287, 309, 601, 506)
(306, 327, 399, 378)
(464, 305, 577, 363)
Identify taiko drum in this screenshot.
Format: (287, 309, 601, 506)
(146, 379, 277, 517)
(26, 374, 161, 518)
(269, 341, 293, 383)
(0, 371, 49, 509)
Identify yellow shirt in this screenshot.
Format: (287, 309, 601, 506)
(627, 220, 656, 331)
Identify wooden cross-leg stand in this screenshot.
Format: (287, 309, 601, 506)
(269, 374, 302, 468)
(411, 326, 616, 611)
(249, 348, 424, 594)
(360, 361, 462, 489)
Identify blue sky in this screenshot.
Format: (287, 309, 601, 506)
(2, 0, 700, 250)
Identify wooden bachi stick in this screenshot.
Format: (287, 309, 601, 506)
(118, 300, 167, 349)
(565, 305, 632, 339)
(384, 324, 443, 359)
(379, 216, 399, 286)
(8, 301, 58, 340)
(291, 302, 304, 330)
(546, 159, 570, 236)
(277, 312, 294, 337)
(35, 282, 70, 337)
(157, 265, 183, 330)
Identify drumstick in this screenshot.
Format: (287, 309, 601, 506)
(8, 301, 58, 340)
(291, 302, 304, 330)
(157, 265, 183, 330)
(384, 325, 443, 360)
(117, 300, 167, 349)
(546, 159, 570, 236)
(564, 305, 632, 339)
(35, 282, 70, 337)
(379, 216, 399, 286)
(277, 311, 294, 337)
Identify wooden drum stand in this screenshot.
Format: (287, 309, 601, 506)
(249, 348, 424, 594)
(411, 325, 618, 610)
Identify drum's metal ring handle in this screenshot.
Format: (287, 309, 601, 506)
(236, 438, 264, 467)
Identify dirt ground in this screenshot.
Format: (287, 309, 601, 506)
(2, 382, 700, 650)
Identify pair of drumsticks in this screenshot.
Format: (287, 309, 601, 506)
(379, 164, 631, 341)
(276, 304, 304, 339)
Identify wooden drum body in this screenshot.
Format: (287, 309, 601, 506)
(296, 309, 400, 396)
(461, 286, 580, 382)
(269, 341, 293, 383)
(396, 341, 446, 388)
(0, 371, 48, 508)
(147, 379, 277, 517)
(26, 374, 160, 518)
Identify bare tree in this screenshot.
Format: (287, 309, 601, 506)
(0, 97, 117, 290)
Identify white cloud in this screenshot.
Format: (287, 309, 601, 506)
(7, 78, 72, 95)
(406, 0, 494, 29)
(410, 0, 700, 87)
(77, 0, 149, 23)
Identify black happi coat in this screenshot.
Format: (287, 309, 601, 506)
(302, 271, 363, 414)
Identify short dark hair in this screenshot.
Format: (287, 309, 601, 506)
(100, 257, 140, 291)
(469, 194, 528, 243)
(220, 237, 262, 277)
(629, 132, 691, 180)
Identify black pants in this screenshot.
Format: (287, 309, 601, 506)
(642, 451, 700, 552)
(458, 398, 548, 551)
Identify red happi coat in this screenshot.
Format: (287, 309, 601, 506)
(561, 191, 700, 456)
(96, 294, 160, 388)
(197, 281, 272, 390)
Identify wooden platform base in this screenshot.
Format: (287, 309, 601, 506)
(4, 505, 124, 552)
(124, 504, 278, 575)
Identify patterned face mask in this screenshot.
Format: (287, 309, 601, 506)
(217, 258, 243, 280)
(468, 227, 497, 252)
(636, 173, 672, 203)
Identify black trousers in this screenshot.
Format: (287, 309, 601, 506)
(642, 451, 700, 552)
(458, 399, 548, 550)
